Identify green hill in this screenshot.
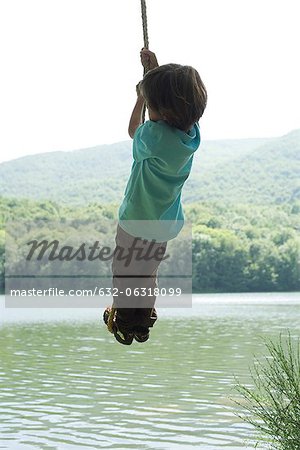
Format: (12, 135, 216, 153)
(0, 129, 299, 206)
(190, 129, 300, 204)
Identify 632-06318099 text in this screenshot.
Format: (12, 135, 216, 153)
(9, 287, 182, 297)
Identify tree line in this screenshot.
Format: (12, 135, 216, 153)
(1, 197, 299, 293)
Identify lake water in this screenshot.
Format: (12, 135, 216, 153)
(1, 293, 300, 450)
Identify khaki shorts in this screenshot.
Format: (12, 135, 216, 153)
(111, 224, 167, 332)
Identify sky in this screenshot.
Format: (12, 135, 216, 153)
(0, 0, 299, 163)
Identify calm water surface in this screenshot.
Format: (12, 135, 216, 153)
(0, 293, 300, 450)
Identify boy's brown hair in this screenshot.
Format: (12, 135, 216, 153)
(140, 63, 207, 131)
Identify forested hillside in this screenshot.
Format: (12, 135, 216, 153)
(188, 129, 300, 204)
(1, 197, 299, 293)
(1, 129, 299, 205)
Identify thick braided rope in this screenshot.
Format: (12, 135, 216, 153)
(141, 0, 149, 50)
(106, 3, 149, 333)
(107, 307, 116, 333)
(141, 0, 149, 122)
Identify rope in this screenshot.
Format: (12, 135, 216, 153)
(141, 0, 149, 50)
(140, 0, 149, 123)
(105, 2, 149, 335)
(107, 307, 116, 333)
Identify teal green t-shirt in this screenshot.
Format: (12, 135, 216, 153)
(119, 120, 200, 241)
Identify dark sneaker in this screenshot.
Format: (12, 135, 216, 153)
(134, 332, 149, 343)
(103, 308, 133, 345)
(114, 327, 134, 345)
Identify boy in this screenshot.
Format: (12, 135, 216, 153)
(104, 49, 207, 345)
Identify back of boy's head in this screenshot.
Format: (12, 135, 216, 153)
(140, 63, 207, 131)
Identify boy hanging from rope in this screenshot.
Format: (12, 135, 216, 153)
(103, 49, 207, 344)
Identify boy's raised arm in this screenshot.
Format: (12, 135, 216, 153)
(128, 49, 159, 139)
(128, 92, 145, 139)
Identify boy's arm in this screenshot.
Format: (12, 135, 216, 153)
(128, 49, 159, 139)
(128, 93, 145, 139)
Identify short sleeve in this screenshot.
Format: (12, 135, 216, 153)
(132, 120, 162, 162)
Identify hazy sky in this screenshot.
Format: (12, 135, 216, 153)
(0, 0, 299, 163)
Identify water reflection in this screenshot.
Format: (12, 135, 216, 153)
(0, 295, 300, 449)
